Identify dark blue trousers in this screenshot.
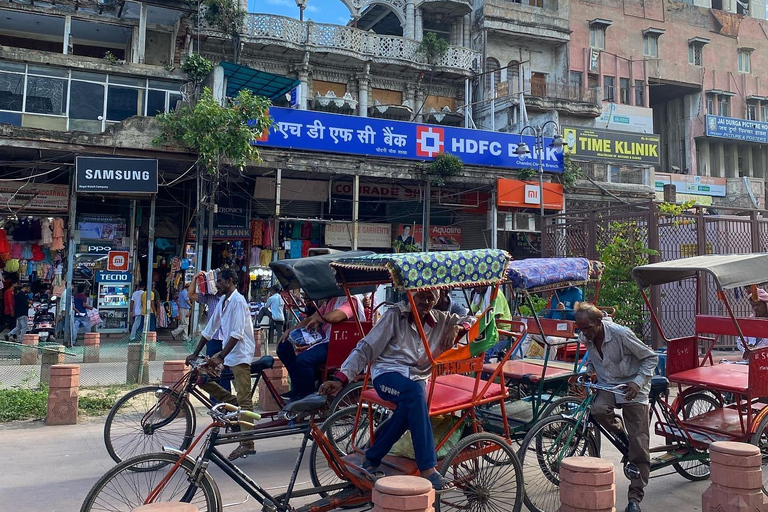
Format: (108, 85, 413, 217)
(205, 339, 232, 393)
(277, 341, 328, 398)
(366, 372, 436, 472)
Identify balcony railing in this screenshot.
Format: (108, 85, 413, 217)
(529, 81, 599, 104)
(243, 14, 478, 72)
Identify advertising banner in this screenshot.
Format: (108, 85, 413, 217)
(256, 107, 564, 172)
(213, 195, 249, 239)
(0, 183, 68, 212)
(325, 222, 392, 248)
(654, 172, 726, 197)
(496, 179, 565, 211)
(598, 104, 654, 134)
(705, 114, 768, 143)
(76, 157, 158, 194)
(562, 126, 661, 165)
(396, 224, 462, 250)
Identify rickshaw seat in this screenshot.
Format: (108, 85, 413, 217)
(668, 364, 749, 394)
(250, 355, 275, 374)
(482, 360, 574, 383)
(326, 321, 372, 369)
(513, 316, 576, 338)
(649, 376, 669, 401)
(434, 374, 506, 400)
(695, 315, 768, 340)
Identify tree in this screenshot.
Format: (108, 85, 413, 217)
(412, 32, 449, 121)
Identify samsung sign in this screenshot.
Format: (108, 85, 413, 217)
(76, 156, 158, 194)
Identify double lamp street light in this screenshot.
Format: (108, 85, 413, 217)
(514, 120, 564, 220)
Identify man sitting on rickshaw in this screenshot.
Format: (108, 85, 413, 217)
(737, 287, 768, 358)
(319, 289, 473, 491)
(278, 294, 366, 401)
(574, 302, 657, 512)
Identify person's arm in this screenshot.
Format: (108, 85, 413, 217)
(186, 298, 222, 364)
(187, 272, 203, 303)
(305, 301, 353, 331)
(622, 326, 658, 400)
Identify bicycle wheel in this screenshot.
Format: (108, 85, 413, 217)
(540, 395, 583, 418)
(104, 386, 195, 466)
(309, 404, 390, 497)
(80, 452, 221, 512)
(329, 381, 364, 415)
(672, 392, 718, 481)
(518, 414, 599, 512)
(750, 411, 768, 495)
(437, 432, 524, 512)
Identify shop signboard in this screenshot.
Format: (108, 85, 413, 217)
(256, 107, 564, 172)
(107, 251, 130, 272)
(325, 222, 392, 248)
(75, 156, 158, 194)
(654, 172, 726, 197)
(330, 181, 488, 214)
(653, 191, 713, 206)
(705, 114, 768, 143)
(254, 177, 329, 202)
(95, 271, 131, 282)
(598, 104, 654, 134)
(496, 179, 565, 211)
(395, 224, 462, 250)
(562, 126, 661, 165)
(0, 183, 68, 212)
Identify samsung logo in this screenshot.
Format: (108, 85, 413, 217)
(84, 169, 151, 181)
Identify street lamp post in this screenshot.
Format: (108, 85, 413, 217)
(515, 121, 564, 220)
(295, 0, 307, 21)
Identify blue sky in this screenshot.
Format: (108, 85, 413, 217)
(248, 0, 352, 25)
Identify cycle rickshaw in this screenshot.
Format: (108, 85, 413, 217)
(102, 251, 376, 465)
(517, 253, 768, 512)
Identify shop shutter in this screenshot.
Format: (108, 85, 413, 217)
(252, 200, 322, 219)
(455, 213, 489, 250)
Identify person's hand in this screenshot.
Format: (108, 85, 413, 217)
(318, 380, 343, 396)
(208, 355, 223, 368)
(624, 382, 641, 401)
(306, 317, 322, 331)
(185, 353, 198, 365)
(441, 325, 462, 351)
(556, 302, 565, 311)
(279, 329, 291, 344)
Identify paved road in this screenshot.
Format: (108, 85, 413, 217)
(1, 411, 711, 512)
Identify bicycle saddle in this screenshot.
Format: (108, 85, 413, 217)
(250, 355, 275, 375)
(649, 375, 669, 400)
(282, 393, 328, 415)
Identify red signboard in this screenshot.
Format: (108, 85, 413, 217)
(496, 178, 564, 211)
(107, 251, 130, 272)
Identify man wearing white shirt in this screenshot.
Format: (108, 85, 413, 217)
(129, 282, 146, 341)
(186, 268, 256, 460)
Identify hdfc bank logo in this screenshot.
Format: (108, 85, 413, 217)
(416, 126, 444, 157)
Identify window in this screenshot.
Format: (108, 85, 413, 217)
(603, 76, 615, 101)
(706, 93, 716, 114)
(608, 165, 621, 183)
(748, 101, 758, 120)
(0, 71, 24, 111)
(643, 33, 659, 58)
(619, 78, 630, 104)
(484, 58, 500, 97)
(634, 80, 645, 107)
(25, 75, 68, 115)
(588, 73, 599, 89)
(689, 43, 703, 66)
(738, 50, 752, 73)
(762, 103, 768, 121)
(719, 96, 730, 117)
(69, 81, 104, 132)
(590, 26, 606, 50)
(569, 71, 583, 90)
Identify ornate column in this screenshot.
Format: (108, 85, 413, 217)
(358, 65, 370, 117)
(405, 0, 415, 39)
(297, 52, 310, 110)
(415, 7, 423, 41)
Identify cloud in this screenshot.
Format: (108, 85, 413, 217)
(306, 4, 319, 12)
(265, 0, 293, 6)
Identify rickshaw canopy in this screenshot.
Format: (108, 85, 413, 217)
(505, 258, 591, 291)
(330, 249, 512, 291)
(269, 251, 376, 301)
(632, 253, 768, 290)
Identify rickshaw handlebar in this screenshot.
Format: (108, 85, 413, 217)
(574, 375, 628, 396)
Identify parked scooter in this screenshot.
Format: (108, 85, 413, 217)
(30, 296, 58, 343)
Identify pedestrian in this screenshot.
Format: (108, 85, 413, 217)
(574, 301, 657, 512)
(186, 270, 231, 393)
(3, 280, 17, 338)
(129, 282, 146, 341)
(171, 285, 192, 342)
(71, 284, 93, 346)
(8, 283, 31, 341)
(256, 284, 284, 345)
(185, 268, 256, 461)
(737, 287, 768, 358)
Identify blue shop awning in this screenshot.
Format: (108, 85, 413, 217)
(220, 61, 299, 101)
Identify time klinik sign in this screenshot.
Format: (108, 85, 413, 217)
(255, 107, 564, 172)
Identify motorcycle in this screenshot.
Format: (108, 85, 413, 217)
(30, 296, 58, 343)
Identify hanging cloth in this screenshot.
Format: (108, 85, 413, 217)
(41, 219, 53, 245)
(0, 228, 9, 253)
(250, 219, 263, 246)
(21, 244, 33, 260)
(10, 243, 22, 259)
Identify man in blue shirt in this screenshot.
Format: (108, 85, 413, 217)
(542, 286, 583, 321)
(257, 285, 285, 345)
(171, 287, 192, 342)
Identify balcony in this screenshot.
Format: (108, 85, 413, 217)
(239, 14, 478, 75)
(419, 0, 473, 17)
(479, 0, 570, 44)
(491, 79, 600, 117)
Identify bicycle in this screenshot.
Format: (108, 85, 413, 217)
(103, 356, 287, 464)
(518, 375, 719, 512)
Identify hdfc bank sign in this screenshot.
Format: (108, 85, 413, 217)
(76, 156, 158, 194)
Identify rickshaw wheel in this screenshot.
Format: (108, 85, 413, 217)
(329, 381, 364, 415)
(436, 432, 524, 512)
(518, 414, 599, 512)
(749, 412, 768, 495)
(670, 392, 719, 481)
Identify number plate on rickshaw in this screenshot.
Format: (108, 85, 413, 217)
(434, 359, 483, 377)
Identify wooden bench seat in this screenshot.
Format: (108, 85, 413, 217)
(482, 359, 577, 383)
(668, 364, 749, 394)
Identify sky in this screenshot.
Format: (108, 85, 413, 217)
(249, 0, 352, 25)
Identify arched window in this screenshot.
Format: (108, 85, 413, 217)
(506, 60, 520, 85)
(485, 57, 500, 98)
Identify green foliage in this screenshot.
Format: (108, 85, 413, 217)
(78, 388, 120, 416)
(657, 200, 696, 216)
(182, 54, 214, 83)
(517, 167, 537, 181)
(560, 152, 584, 190)
(428, 153, 463, 186)
(392, 239, 421, 253)
(201, 0, 245, 34)
(103, 51, 119, 64)
(597, 221, 658, 337)
(518, 295, 549, 317)
(0, 384, 47, 421)
(416, 32, 449, 67)
(154, 87, 272, 175)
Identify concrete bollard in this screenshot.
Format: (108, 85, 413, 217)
(40, 344, 65, 386)
(21, 333, 39, 365)
(127, 343, 150, 385)
(131, 503, 199, 512)
(702, 441, 768, 512)
(558, 457, 615, 512)
(257, 358, 289, 412)
(162, 360, 189, 387)
(146, 332, 157, 361)
(372, 475, 435, 512)
(83, 332, 100, 363)
(46, 364, 79, 426)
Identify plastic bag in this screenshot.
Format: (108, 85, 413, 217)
(388, 415, 463, 460)
(87, 308, 103, 325)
